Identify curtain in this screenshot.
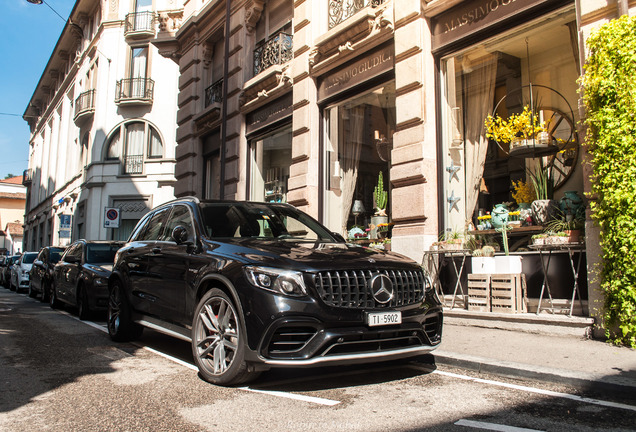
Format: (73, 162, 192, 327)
(148, 126, 163, 157)
(340, 106, 364, 234)
(464, 54, 497, 220)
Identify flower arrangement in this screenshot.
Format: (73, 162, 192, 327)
(376, 222, 394, 232)
(511, 179, 536, 204)
(485, 105, 548, 144)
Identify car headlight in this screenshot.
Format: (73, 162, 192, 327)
(94, 277, 107, 286)
(243, 266, 307, 297)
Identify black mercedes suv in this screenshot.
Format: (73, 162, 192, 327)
(107, 197, 442, 385)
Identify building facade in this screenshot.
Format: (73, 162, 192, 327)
(0, 176, 27, 255)
(22, 0, 182, 250)
(151, 0, 633, 329)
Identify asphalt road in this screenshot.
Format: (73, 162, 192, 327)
(1, 289, 635, 432)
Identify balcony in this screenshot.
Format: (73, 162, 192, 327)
(115, 78, 154, 106)
(124, 155, 144, 175)
(253, 31, 293, 76)
(22, 169, 32, 186)
(205, 79, 223, 108)
(73, 89, 95, 124)
(124, 11, 156, 39)
(328, 0, 385, 29)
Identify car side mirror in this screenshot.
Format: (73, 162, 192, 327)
(33, 259, 43, 267)
(172, 226, 190, 245)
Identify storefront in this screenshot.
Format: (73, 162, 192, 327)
(428, 0, 587, 314)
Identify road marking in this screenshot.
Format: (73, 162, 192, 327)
(239, 387, 340, 406)
(455, 419, 544, 431)
(434, 370, 636, 413)
(63, 313, 341, 407)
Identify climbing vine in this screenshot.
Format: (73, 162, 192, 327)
(581, 15, 636, 347)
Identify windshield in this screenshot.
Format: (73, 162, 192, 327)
(86, 244, 121, 264)
(22, 253, 38, 264)
(50, 248, 65, 264)
(200, 202, 336, 242)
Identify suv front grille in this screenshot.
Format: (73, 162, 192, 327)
(315, 269, 426, 309)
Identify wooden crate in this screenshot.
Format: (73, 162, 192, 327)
(490, 274, 527, 313)
(467, 274, 490, 312)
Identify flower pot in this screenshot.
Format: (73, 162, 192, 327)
(369, 215, 388, 239)
(565, 229, 581, 243)
(471, 257, 496, 274)
(531, 199, 558, 225)
(559, 191, 584, 218)
(491, 203, 510, 229)
(495, 255, 523, 273)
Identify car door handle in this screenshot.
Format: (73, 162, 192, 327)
(152, 247, 162, 254)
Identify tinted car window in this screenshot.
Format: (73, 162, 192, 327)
(162, 205, 194, 242)
(86, 244, 121, 264)
(128, 212, 153, 242)
(138, 208, 169, 241)
(63, 243, 83, 262)
(50, 248, 65, 263)
(22, 253, 38, 264)
(199, 202, 334, 241)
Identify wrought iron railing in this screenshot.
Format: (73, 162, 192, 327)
(328, 0, 385, 29)
(125, 11, 155, 35)
(124, 155, 144, 174)
(74, 89, 95, 119)
(23, 169, 33, 186)
(253, 31, 293, 76)
(115, 78, 155, 103)
(205, 79, 223, 108)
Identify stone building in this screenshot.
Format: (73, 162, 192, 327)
(22, 0, 182, 249)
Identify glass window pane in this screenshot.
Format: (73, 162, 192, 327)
(250, 127, 292, 203)
(107, 129, 121, 159)
(148, 126, 163, 158)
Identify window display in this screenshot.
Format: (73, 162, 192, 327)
(250, 126, 292, 203)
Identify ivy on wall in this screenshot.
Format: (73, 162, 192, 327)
(581, 15, 636, 347)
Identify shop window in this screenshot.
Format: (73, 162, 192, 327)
(105, 121, 164, 174)
(249, 126, 292, 203)
(439, 10, 580, 237)
(324, 82, 395, 237)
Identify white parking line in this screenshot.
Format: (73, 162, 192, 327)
(55, 310, 341, 406)
(455, 419, 544, 431)
(434, 370, 636, 413)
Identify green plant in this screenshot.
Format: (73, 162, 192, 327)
(374, 171, 388, 215)
(481, 245, 496, 257)
(581, 15, 636, 347)
(527, 160, 554, 200)
(495, 223, 511, 256)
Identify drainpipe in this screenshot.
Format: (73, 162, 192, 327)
(219, 0, 231, 200)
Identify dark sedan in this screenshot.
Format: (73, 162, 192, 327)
(29, 246, 66, 301)
(2, 255, 20, 289)
(51, 240, 124, 320)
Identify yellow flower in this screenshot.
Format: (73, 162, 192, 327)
(511, 180, 536, 204)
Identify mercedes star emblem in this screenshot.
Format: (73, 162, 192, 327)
(369, 274, 394, 304)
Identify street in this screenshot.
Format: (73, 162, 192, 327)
(1, 289, 635, 432)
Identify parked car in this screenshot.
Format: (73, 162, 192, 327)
(10, 252, 38, 292)
(51, 240, 124, 320)
(29, 246, 66, 301)
(2, 255, 20, 288)
(107, 197, 443, 386)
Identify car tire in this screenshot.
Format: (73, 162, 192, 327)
(107, 279, 143, 342)
(191, 289, 258, 386)
(40, 282, 50, 303)
(78, 285, 91, 321)
(49, 282, 63, 309)
(28, 282, 37, 298)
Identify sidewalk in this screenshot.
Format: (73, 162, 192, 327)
(435, 310, 636, 397)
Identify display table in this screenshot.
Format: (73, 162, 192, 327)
(422, 249, 471, 309)
(529, 243, 586, 316)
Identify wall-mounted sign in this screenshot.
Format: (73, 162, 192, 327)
(430, 0, 571, 51)
(59, 214, 71, 229)
(317, 43, 394, 103)
(104, 207, 120, 228)
(246, 93, 293, 135)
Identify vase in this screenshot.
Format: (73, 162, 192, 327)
(370, 215, 388, 239)
(559, 191, 584, 218)
(491, 203, 509, 229)
(531, 199, 558, 225)
(518, 203, 533, 226)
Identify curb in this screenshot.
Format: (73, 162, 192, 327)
(433, 350, 636, 398)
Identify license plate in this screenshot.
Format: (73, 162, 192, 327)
(367, 311, 402, 327)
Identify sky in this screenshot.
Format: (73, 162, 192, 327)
(0, 0, 74, 180)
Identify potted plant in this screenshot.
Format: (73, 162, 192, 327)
(485, 105, 550, 152)
(368, 172, 389, 239)
(512, 179, 535, 225)
(545, 210, 584, 243)
(527, 160, 558, 225)
(494, 222, 522, 273)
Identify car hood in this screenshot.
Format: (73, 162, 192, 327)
(209, 239, 420, 272)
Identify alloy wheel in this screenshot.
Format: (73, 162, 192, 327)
(194, 296, 239, 376)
